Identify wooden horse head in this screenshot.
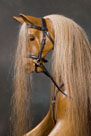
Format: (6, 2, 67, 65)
(14, 14, 54, 73)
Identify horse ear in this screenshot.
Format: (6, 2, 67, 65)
(13, 14, 42, 26)
(13, 16, 24, 24)
(19, 14, 42, 26)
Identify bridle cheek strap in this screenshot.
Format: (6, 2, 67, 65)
(38, 18, 47, 60)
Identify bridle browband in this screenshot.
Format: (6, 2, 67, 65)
(26, 18, 67, 97)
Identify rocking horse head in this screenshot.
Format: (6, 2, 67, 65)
(12, 14, 91, 136)
(13, 14, 54, 73)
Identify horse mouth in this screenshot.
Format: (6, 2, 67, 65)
(24, 58, 44, 73)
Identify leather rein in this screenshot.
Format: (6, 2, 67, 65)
(27, 18, 67, 97)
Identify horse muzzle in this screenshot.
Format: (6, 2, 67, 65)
(24, 56, 46, 73)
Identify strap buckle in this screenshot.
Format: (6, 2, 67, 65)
(33, 59, 40, 66)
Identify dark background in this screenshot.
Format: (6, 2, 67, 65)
(0, 0, 91, 135)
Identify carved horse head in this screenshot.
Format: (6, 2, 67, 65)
(14, 14, 54, 73)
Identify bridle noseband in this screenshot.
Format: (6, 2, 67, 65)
(27, 18, 67, 97)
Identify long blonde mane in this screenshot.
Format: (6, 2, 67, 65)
(12, 23, 32, 136)
(45, 15, 91, 136)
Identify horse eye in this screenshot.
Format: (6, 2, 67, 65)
(30, 36, 35, 41)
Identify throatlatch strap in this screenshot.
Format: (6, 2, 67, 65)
(45, 31, 54, 45)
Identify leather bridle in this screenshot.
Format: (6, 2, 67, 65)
(27, 18, 54, 64)
(26, 18, 67, 97)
